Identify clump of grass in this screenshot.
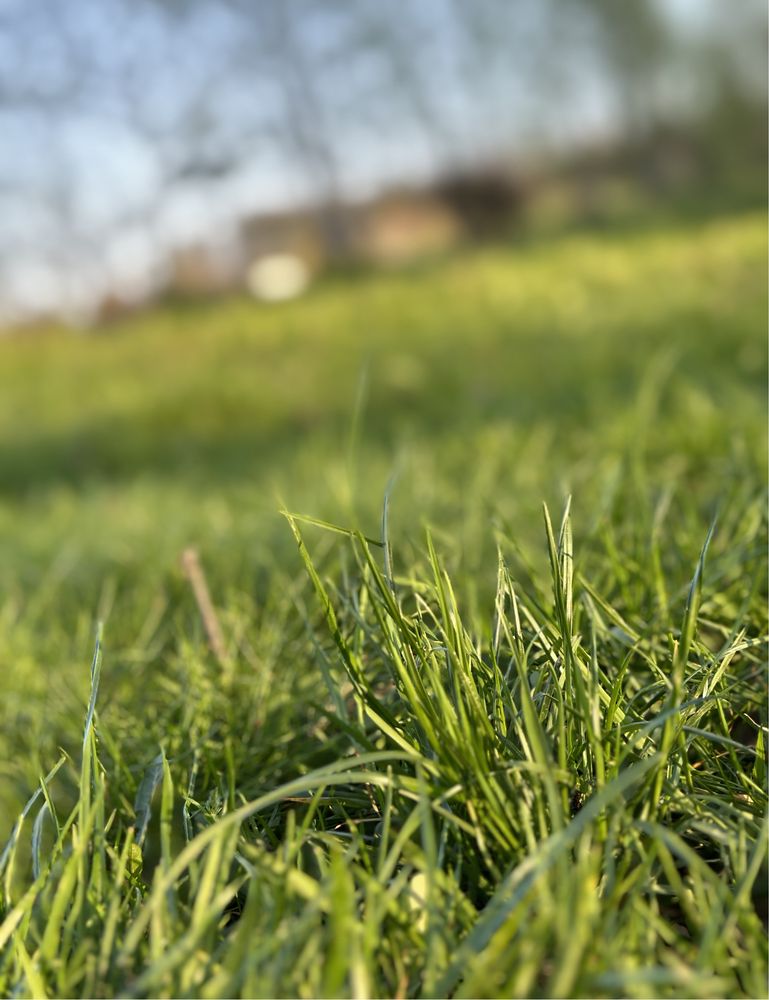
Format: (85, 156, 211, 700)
(1, 499, 765, 998)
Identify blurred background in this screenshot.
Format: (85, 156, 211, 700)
(0, 0, 765, 323)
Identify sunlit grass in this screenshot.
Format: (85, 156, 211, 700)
(0, 210, 765, 997)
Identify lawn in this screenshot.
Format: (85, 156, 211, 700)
(0, 211, 766, 997)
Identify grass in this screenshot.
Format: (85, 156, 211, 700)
(0, 210, 766, 997)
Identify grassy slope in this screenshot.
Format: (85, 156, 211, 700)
(0, 212, 766, 997)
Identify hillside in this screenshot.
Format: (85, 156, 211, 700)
(0, 211, 766, 997)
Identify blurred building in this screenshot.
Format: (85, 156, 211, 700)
(356, 190, 461, 265)
(241, 210, 328, 275)
(240, 168, 525, 299)
(168, 244, 232, 297)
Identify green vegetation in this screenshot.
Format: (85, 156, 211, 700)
(0, 211, 766, 997)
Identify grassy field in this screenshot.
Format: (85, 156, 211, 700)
(0, 211, 766, 997)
